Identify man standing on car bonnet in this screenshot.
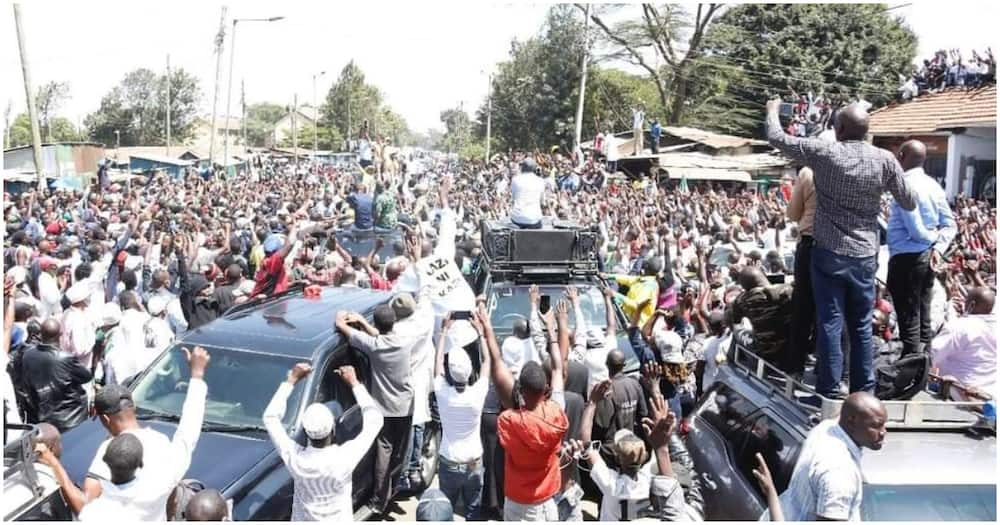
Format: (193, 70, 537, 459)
(766, 391, 887, 521)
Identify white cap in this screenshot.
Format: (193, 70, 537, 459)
(301, 403, 334, 440)
(147, 295, 168, 316)
(448, 347, 473, 384)
(501, 336, 533, 373)
(66, 283, 90, 304)
(654, 329, 685, 364)
(101, 302, 122, 326)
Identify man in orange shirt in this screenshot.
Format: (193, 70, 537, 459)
(490, 301, 569, 521)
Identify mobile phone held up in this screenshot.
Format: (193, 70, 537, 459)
(539, 295, 551, 315)
(450, 311, 473, 321)
(779, 102, 795, 117)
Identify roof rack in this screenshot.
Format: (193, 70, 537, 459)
(728, 341, 990, 431)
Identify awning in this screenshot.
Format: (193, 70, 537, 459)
(662, 168, 752, 182)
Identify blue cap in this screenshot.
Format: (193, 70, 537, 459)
(263, 234, 284, 254)
(983, 401, 996, 422)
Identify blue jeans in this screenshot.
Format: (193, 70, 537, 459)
(438, 456, 483, 521)
(403, 424, 424, 477)
(810, 246, 877, 396)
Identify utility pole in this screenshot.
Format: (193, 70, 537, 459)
(209, 6, 227, 170)
(573, 2, 591, 150)
(13, 4, 46, 192)
(485, 73, 492, 162)
(312, 71, 325, 162)
(346, 95, 351, 150)
(241, 79, 247, 150)
(166, 54, 171, 156)
(224, 16, 281, 172)
(292, 93, 298, 168)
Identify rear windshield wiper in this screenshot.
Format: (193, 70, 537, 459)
(135, 408, 180, 422)
(201, 422, 264, 434)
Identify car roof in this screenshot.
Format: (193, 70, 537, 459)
(861, 430, 997, 485)
(180, 287, 392, 359)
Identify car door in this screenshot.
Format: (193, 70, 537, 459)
(685, 383, 768, 521)
(733, 408, 804, 515)
(316, 340, 376, 510)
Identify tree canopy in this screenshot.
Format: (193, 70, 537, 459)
(84, 67, 201, 147)
(320, 61, 411, 148)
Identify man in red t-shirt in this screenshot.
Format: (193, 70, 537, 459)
(251, 223, 298, 298)
(489, 304, 568, 521)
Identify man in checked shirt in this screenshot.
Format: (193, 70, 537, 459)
(764, 99, 917, 400)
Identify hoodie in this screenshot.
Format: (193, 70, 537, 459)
(497, 400, 568, 504)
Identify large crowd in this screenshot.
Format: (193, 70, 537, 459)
(2, 97, 996, 522)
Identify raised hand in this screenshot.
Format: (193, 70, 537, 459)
(335, 365, 358, 386)
(184, 346, 211, 379)
(641, 394, 677, 450)
(590, 379, 613, 402)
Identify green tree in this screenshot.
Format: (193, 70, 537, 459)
(244, 101, 285, 147)
(84, 67, 201, 147)
(474, 4, 587, 151)
(36, 81, 70, 141)
(700, 3, 917, 136)
(7, 113, 82, 148)
(439, 106, 473, 153)
(583, 68, 664, 139)
(319, 61, 410, 148)
(586, 3, 723, 125)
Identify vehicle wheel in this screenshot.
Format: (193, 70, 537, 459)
(419, 421, 441, 489)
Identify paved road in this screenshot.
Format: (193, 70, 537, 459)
(385, 478, 599, 521)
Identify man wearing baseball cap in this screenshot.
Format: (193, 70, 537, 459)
(262, 363, 383, 521)
(250, 221, 299, 298)
(38, 347, 210, 521)
(432, 314, 493, 520)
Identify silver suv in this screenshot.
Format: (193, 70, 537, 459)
(683, 338, 997, 521)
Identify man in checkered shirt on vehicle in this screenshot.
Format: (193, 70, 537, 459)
(764, 99, 917, 400)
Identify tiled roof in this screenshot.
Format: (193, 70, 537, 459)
(869, 85, 996, 135)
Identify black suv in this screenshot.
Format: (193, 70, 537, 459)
(684, 331, 997, 521)
(55, 286, 440, 521)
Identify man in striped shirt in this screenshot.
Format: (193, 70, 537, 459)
(263, 363, 384, 521)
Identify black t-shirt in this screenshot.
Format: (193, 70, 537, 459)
(593, 374, 648, 463)
(565, 361, 590, 402)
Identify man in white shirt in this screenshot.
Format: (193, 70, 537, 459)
(61, 283, 97, 369)
(36, 257, 65, 320)
(931, 287, 996, 398)
(768, 392, 886, 521)
(509, 159, 546, 229)
(142, 295, 175, 369)
(390, 291, 437, 490)
(433, 314, 492, 520)
(263, 363, 383, 521)
(40, 347, 210, 521)
(632, 106, 645, 155)
(116, 292, 151, 374)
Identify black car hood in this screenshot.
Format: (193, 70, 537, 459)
(60, 419, 273, 491)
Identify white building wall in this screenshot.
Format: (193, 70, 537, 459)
(945, 127, 996, 201)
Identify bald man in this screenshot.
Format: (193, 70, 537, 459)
(731, 266, 793, 368)
(931, 287, 996, 398)
(765, 99, 916, 399)
(768, 392, 886, 521)
(886, 140, 957, 356)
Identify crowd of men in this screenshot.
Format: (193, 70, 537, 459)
(2, 91, 996, 521)
(899, 47, 996, 99)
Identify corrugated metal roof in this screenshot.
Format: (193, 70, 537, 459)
(662, 168, 752, 182)
(654, 151, 789, 171)
(661, 126, 768, 149)
(869, 85, 997, 135)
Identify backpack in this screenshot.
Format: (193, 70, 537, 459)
(875, 353, 930, 401)
(166, 479, 206, 521)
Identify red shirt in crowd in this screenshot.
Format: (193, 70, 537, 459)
(251, 252, 289, 297)
(497, 401, 568, 505)
(367, 269, 396, 291)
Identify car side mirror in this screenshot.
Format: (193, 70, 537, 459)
(333, 404, 363, 445)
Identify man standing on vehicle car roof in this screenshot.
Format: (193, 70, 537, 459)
(767, 391, 887, 521)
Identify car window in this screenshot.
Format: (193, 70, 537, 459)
(130, 345, 305, 429)
(697, 384, 762, 445)
(734, 413, 801, 497)
(489, 285, 608, 331)
(862, 484, 996, 521)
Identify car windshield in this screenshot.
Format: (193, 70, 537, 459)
(862, 484, 996, 521)
(490, 284, 609, 332)
(130, 345, 306, 430)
